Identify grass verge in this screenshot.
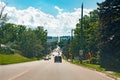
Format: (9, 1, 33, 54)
(71, 60, 105, 72)
(0, 53, 39, 65)
(66, 59, 120, 78)
(109, 73, 120, 78)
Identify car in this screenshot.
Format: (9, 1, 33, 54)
(44, 57, 49, 60)
(54, 56, 62, 63)
(48, 56, 51, 60)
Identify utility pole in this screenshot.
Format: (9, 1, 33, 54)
(71, 29, 74, 40)
(80, 3, 83, 50)
(79, 3, 84, 63)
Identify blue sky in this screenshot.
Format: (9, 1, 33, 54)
(3, 0, 104, 16)
(1, 0, 105, 36)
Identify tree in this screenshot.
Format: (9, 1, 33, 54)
(0, 22, 48, 58)
(0, 4, 12, 54)
(70, 25, 80, 57)
(70, 10, 100, 59)
(62, 41, 70, 59)
(85, 10, 100, 56)
(18, 28, 44, 58)
(34, 26, 47, 54)
(0, 2, 7, 26)
(98, 0, 120, 69)
(0, 2, 48, 58)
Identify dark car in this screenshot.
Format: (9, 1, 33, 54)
(54, 56, 62, 63)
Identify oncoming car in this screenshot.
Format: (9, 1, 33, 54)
(54, 56, 62, 63)
(44, 56, 51, 60)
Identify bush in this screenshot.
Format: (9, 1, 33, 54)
(90, 57, 99, 64)
(0, 47, 14, 54)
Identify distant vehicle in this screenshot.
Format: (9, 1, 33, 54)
(54, 56, 62, 63)
(48, 56, 51, 60)
(44, 57, 49, 60)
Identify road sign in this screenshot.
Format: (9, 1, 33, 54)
(79, 50, 83, 56)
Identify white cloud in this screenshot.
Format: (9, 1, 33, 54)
(0, 1, 6, 8)
(54, 6, 63, 14)
(1, 2, 93, 36)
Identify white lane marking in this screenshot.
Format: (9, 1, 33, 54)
(8, 70, 29, 80)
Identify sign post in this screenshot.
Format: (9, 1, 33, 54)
(79, 50, 83, 64)
(79, 50, 83, 56)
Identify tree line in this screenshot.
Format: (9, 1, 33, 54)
(62, 0, 120, 70)
(0, 5, 48, 58)
(0, 23, 48, 58)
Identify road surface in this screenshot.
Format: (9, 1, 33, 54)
(0, 52, 114, 80)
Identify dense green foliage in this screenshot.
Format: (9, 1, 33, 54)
(0, 5, 48, 58)
(69, 10, 100, 59)
(62, 0, 120, 71)
(47, 41, 57, 52)
(98, 0, 120, 69)
(59, 39, 70, 59)
(0, 5, 50, 64)
(0, 3, 48, 58)
(0, 23, 48, 58)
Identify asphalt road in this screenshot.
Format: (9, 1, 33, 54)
(0, 52, 114, 80)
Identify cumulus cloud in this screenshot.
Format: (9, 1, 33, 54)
(1, 2, 93, 36)
(54, 6, 63, 14)
(0, 1, 6, 8)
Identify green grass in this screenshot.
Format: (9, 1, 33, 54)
(81, 63, 105, 71)
(70, 60, 105, 72)
(110, 73, 120, 78)
(67, 59, 120, 78)
(0, 53, 38, 65)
